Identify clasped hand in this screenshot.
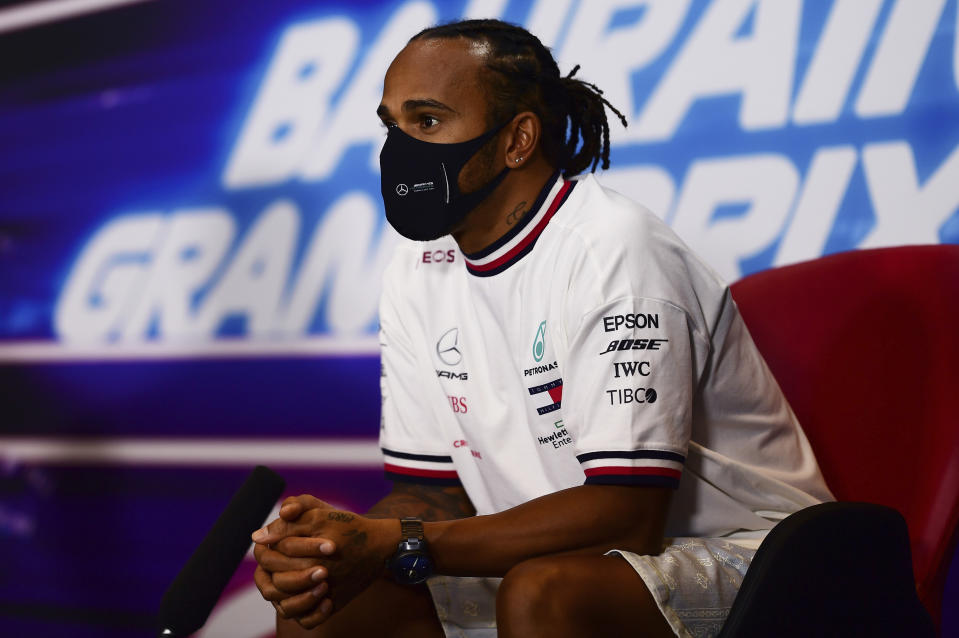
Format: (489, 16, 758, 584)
(251, 495, 397, 629)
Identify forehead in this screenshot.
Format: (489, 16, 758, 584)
(382, 37, 490, 116)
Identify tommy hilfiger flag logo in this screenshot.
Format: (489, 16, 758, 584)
(528, 378, 563, 415)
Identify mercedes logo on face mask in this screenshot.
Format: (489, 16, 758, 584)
(436, 327, 462, 366)
(395, 183, 409, 196)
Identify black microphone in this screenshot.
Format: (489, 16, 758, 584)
(157, 465, 286, 637)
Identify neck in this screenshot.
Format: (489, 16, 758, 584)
(450, 160, 556, 255)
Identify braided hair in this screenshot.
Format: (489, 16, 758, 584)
(410, 19, 627, 177)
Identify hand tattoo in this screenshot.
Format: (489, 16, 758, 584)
(341, 528, 368, 549)
(328, 511, 356, 523)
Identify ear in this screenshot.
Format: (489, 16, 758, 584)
(504, 111, 541, 168)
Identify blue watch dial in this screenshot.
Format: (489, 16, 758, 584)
(394, 551, 433, 583)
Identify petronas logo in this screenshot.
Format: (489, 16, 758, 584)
(532, 320, 547, 362)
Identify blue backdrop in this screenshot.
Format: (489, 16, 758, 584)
(1, 0, 957, 635)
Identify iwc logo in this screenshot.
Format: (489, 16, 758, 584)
(532, 320, 547, 362)
(395, 183, 409, 196)
(436, 327, 462, 366)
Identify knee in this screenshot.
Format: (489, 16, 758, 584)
(496, 557, 575, 632)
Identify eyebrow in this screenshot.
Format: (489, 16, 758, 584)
(376, 98, 458, 119)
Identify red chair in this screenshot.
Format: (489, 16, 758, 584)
(721, 245, 959, 635)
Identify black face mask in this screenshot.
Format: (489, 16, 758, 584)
(379, 123, 509, 241)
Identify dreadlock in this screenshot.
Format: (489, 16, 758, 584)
(410, 19, 627, 177)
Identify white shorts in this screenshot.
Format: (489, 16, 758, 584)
(425, 537, 759, 638)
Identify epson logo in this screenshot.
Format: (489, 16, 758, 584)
(602, 313, 659, 332)
(599, 339, 668, 355)
(437, 370, 468, 381)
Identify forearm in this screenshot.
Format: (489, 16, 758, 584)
(365, 482, 476, 522)
(423, 484, 670, 577)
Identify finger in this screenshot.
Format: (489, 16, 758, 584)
(252, 516, 293, 544)
(277, 583, 327, 618)
(256, 544, 322, 573)
(295, 597, 335, 630)
(274, 535, 337, 558)
(280, 494, 329, 521)
(272, 601, 289, 619)
(279, 496, 304, 521)
(254, 511, 331, 544)
(253, 516, 319, 544)
(253, 540, 270, 563)
(254, 565, 289, 604)
(273, 565, 328, 595)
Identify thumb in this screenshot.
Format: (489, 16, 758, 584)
(252, 517, 292, 544)
(279, 501, 303, 521)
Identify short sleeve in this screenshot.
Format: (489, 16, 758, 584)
(562, 297, 704, 489)
(379, 270, 461, 487)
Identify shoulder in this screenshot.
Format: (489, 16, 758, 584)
(554, 175, 725, 300)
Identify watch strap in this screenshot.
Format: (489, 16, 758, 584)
(400, 516, 425, 543)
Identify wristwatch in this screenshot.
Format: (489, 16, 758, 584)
(387, 517, 434, 584)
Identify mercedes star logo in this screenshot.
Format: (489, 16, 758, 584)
(395, 183, 409, 196)
(436, 327, 462, 366)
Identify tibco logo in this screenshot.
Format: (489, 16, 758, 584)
(606, 388, 658, 405)
(436, 327, 462, 366)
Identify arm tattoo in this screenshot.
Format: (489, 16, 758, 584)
(366, 484, 476, 521)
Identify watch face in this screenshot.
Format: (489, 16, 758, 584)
(393, 551, 433, 584)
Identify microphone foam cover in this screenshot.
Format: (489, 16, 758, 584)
(157, 465, 285, 637)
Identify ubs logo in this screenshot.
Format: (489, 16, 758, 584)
(532, 320, 546, 362)
(436, 327, 462, 366)
(395, 183, 409, 196)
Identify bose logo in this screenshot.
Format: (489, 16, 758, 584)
(599, 339, 668, 355)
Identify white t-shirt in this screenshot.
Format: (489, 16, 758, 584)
(378, 173, 832, 538)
